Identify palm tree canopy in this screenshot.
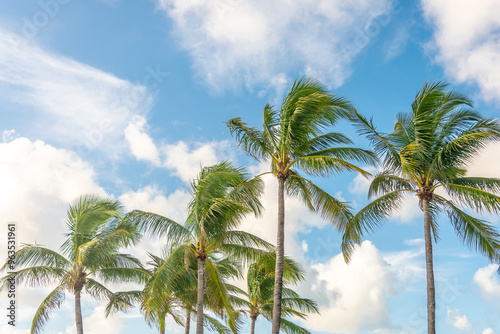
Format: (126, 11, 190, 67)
(0, 195, 147, 334)
(125, 162, 273, 332)
(233, 253, 319, 334)
(227, 76, 377, 226)
(342, 81, 500, 262)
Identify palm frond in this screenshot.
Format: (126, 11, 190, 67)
(31, 284, 67, 334)
(227, 117, 272, 162)
(435, 195, 500, 263)
(342, 189, 410, 262)
(1, 244, 70, 271)
(287, 173, 354, 229)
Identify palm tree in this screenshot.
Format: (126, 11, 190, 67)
(232, 253, 319, 334)
(0, 195, 147, 334)
(226, 76, 376, 333)
(342, 81, 500, 334)
(127, 162, 273, 334)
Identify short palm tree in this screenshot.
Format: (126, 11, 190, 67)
(127, 162, 273, 334)
(232, 253, 319, 334)
(0, 195, 147, 334)
(106, 252, 232, 334)
(342, 81, 500, 334)
(227, 76, 376, 333)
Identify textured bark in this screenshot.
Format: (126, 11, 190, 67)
(272, 176, 285, 334)
(184, 308, 191, 334)
(422, 197, 436, 334)
(196, 257, 205, 334)
(250, 315, 257, 334)
(74, 288, 84, 334)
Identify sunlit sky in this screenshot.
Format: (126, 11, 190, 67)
(1, 1, 500, 333)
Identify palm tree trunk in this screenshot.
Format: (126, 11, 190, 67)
(250, 315, 257, 334)
(272, 176, 285, 334)
(185, 308, 191, 334)
(422, 197, 436, 334)
(196, 257, 204, 334)
(74, 288, 84, 334)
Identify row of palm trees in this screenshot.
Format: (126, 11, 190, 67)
(2, 77, 500, 334)
(0, 164, 317, 334)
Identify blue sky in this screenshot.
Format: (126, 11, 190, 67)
(1, 0, 500, 333)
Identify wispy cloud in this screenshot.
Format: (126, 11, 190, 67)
(156, 0, 395, 92)
(0, 28, 153, 156)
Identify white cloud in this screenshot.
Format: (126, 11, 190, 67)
(421, 0, 500, 103)
(0, 28, 152, 155)
(301, 240, 309, 253)
(483, 329, 495, 334)
(0, 137, 104, 251)
(124, 116, 161, 165)
(446, 307, 475, 332)
(120, 185, 190, 224)
(467, 142, 500, 178)
(162, 140, 231, 182)
(157, 0, 394, 92)
(119, 185, 191, 261)
(473, 264, 500, 298)
(306, 241, 398, 333)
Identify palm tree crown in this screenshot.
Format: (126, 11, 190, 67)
(227, 76, 376, 333)
(232, 253, 319, 334)
(127, 161, 273, 334)
(342, 81, 500, 334)
(0, 195, 146, 334)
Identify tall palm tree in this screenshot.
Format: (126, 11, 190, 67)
(232, 253, 319, 334)
(127, 162, 273, 334)
(0, 195, 147, 334)
(227, 76, 376, 333)
(342, 81, 500, 334)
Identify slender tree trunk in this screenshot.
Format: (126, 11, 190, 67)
(250, 315, 257, 334)
(185, 308, 191, 334)
(196, 257, 205, 334)
(74, 288, 84, 334)
(272, 177, 285, 334)
(160, 325, 165, 334)
(422, 197, 436, 334)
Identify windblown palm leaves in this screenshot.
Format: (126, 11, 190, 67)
(232, 253, 319, 334)
(342, 81, 500, 334)
(0, 195, 147, 334)
(127, 161, 273, 334)
(227, 76, 376, 333)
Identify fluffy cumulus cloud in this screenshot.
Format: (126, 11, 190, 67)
(119, 185, 191, 260)
(446, 307, 474, 332)
(0, 29, 152, 154)
(156, 0, 394, 91)
(421, 0, 500, 103)
(0, 137, 104, 251)
(467, 142, 500, 179)
(473, 264, 500, 298)
(306, 241, 398, 333)
(161, 140, 232, 182)
(124, 116, 161, 165)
